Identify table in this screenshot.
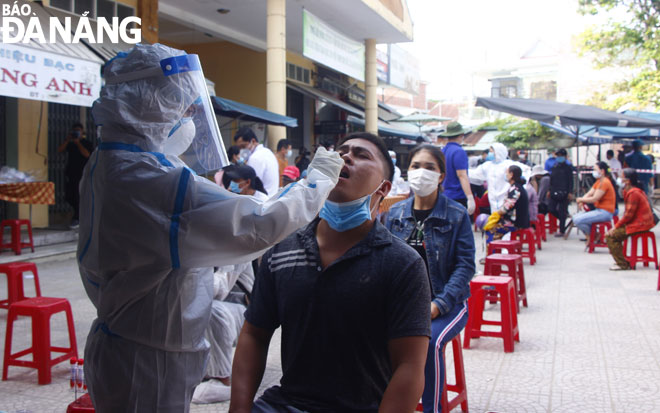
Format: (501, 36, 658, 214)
(0, 182, 55, 221)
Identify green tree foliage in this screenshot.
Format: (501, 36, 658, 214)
(577, 0, 660, 110)
(479, 117, 560, 150)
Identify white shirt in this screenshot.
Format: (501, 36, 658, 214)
(607, 157, 622, 177)
(247, 144, 280, 196)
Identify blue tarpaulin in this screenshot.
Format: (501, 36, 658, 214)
(212, 96, 298, 128)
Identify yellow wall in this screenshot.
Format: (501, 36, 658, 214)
(183, 41, 267, 109)
(17, 99, 49, 228)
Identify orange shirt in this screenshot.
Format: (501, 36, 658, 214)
(277, 157, 287, 187)
(593, 178, 615, 213)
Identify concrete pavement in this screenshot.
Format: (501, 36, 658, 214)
(0, 226, 659, 412)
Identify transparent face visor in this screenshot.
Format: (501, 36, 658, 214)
(161, 55, 229, 175)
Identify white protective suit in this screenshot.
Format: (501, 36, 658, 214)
(78, 43, 342, 413)
(468, 142, 530, 211)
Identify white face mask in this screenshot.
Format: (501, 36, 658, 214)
(408, 168, 441, 197)
(286, 149, 293, 158)
(163, 117, 196, 156)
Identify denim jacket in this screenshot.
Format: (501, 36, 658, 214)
(385, 194, 475, 315)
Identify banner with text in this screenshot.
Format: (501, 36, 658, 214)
(303, 9, 364, 82)
(0, 44, 101, 106)
(389, 44, 420, 95)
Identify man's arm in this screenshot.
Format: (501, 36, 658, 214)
(456, 169, 474, 213)
(229, 322, 275, 413)
(75, 139, 91, 158)
(57, 135, 71, 153)
(379, 336, 429, 413)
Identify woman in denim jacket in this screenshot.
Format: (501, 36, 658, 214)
(385, 144, 475, 413)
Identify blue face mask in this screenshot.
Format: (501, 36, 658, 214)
(486, 153, 495, 162)
(391, 158, 397, 166)
(557, 156, 566, 163)
(229, 181, 242, 194)
(319, 182, 382, 232)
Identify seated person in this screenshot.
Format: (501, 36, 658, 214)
(223, 164, 269, 201)
(192, 263, 254, 404)
(385, 144, 475, 413)
(570, 162, 616, 243)
(230, 132, 431, 413)
(483, 165, 530, 249)
(281, 165, 300, 186)
(605, 168, 655, 270)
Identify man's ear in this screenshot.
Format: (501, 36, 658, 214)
(376, 180, 392, 203)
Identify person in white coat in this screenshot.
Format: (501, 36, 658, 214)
(469, 142, 530, 212)
(78, 43, 343, 413)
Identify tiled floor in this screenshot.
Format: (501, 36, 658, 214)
(0, 226, 659, 412)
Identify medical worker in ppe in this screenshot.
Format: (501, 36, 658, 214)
(468, 142, 530, 212)
(77, 43, 343, 413)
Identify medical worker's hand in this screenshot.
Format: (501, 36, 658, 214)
(467, 197, 476, 215)
(307, 147, 344, 185)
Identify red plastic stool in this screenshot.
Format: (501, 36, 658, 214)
(511, 228, 537, 265)
(487, 240, 522, 256)
(463, 276, 519, 352)
(414, 334, 468, 412)
(588, 221, 612, 253)
(3, 297, 78, 384)
(623, 231, 658, 269)
(67, 393, 95, 412)
(531, 220, 542, 250)
(0, 262, 41, 309)
(484, 253, 527, 311)
(536, 214, 547, 242)
(0, 219, 35, 255)
(546, 213, 558, 234)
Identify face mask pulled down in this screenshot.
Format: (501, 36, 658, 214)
(408, 168, 441, 197)
(320, 182, 383, 232)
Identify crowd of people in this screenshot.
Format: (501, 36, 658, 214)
(72, 44, 659, 413)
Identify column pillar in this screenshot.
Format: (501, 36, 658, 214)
(266, 0, 287, 150)
(364, 38, 378, 135)
(138, 0, 158, 44)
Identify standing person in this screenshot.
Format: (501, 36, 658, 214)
(227, 145, 242, 165)
(606, 149, 622, 179)
(624, 139, 653, 194)
(234, 127, 280, 196)
(544, 149, 557, 172)
(230, 133, 431, 413)
(78, 43, 344, 413)
(441, 122, 475, 215)
(275, 139, 292, 187)
(295, 147, 311, 174)
(569, 162, 616, 243)
(548, 148, 574, 237)
(469, 142, 530, 212)
(57, 122, 94, 228)
(605, 168, 655, 270)
(385, 144, 475, 413)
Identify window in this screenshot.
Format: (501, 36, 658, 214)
(286, 63, 311, 85)
(48, 0, 135, 20)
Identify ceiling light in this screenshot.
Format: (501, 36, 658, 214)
(217, 8, 230, 14)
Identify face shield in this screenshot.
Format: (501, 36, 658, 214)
(160, 55, 228, 175)
(105, 53, 228, 175)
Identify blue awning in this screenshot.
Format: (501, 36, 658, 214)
(346, 116, 428, 141)
(212, 96, 298, 128)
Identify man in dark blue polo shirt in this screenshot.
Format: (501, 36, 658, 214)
(230, 132, 431, 413)
(625, 139, 653, 194)
(441, 121, 475, 215)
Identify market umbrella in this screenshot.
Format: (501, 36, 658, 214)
(476, 97, 660, 128)
(391, 112, 452, 132)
